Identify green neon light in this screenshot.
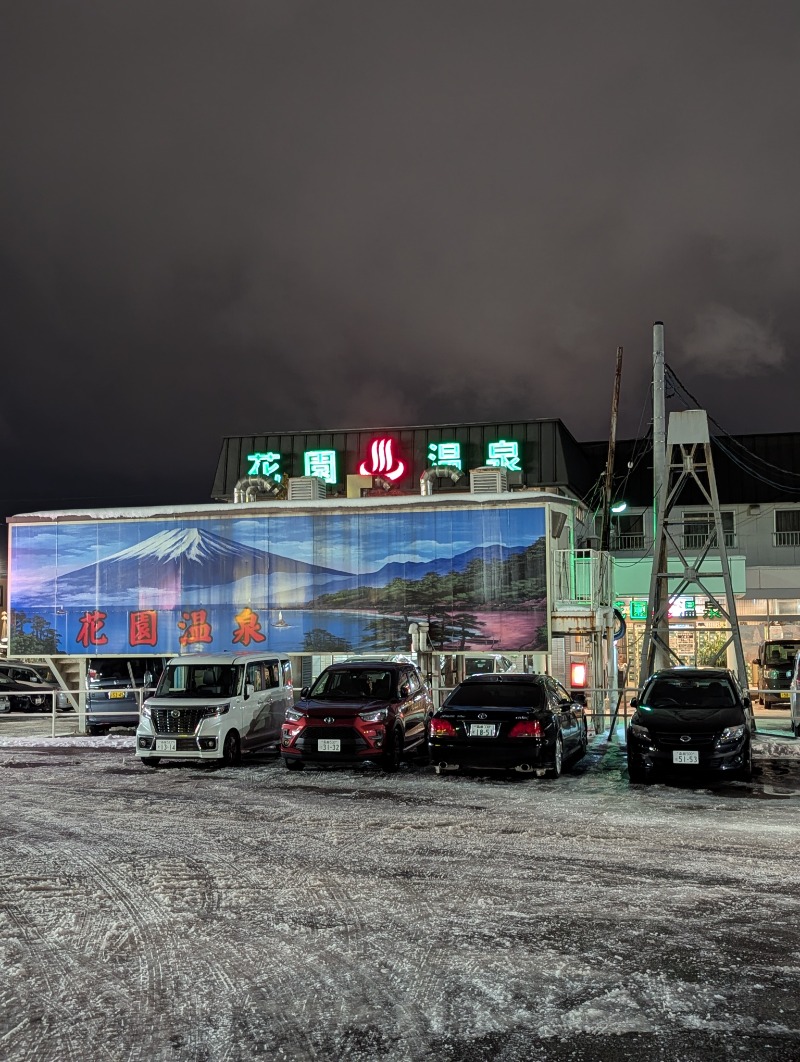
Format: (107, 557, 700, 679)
(303, 449, 338, 484)
(427, 441, 462, 470)
(486, 439, 521, 472)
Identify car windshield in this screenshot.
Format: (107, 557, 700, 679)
(466, 657, 496, 674)
(642, 678, 736, 708)
(155, 664, 243, 698)
(446, 682, 544, 709)
(763, 641, 800, 664)
(309, 669, 396, 700)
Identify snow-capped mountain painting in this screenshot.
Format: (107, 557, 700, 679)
(8, 506, 549, 655)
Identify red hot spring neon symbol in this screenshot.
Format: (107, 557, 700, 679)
(358, 436, 406, 481)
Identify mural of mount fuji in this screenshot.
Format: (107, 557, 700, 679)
(9, 506, 549, 656)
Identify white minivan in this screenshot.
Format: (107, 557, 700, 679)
(135, 653, 293, 767)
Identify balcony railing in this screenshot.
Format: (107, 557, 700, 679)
(774, 531, 800, 547)
(613, 533, 645, 551)
(553, 549, 612, 609)
(681, 531, 736, 550)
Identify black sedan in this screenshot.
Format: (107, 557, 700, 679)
(428, 674, 588, 778)
(626, 666, 754, 784)
(0, 667, 59, 713)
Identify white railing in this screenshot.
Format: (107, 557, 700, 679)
(613, 533, 646, 551)
(774, 531, 800, 547)
(552, 549, 612, 609)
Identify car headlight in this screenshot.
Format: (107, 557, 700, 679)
(285, 706, 307, 723)
(358, 707, 388, 723)
(202, 702, 230, 719)
(719, 724, 746, 742)
(141, 703, 152, 719)
(629, 723, 651, 739)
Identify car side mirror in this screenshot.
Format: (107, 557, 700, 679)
(629, 697, 638, 708)
(143, 671, 153, 687)
(743, 696, 751, 708)
(400, 683, 410, 698)
(246, 683, 255, 697)
(301, 686, 310, 698)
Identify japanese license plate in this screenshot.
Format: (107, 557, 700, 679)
(673, 750, 699, 764)
(108, 690, 126, 699)
(780, 692, 790, 700)
(155, 739, 176, 752)
(318, 739, 341, 752)
(469, 723, 496, 737)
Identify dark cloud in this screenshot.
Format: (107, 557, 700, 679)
(2, 1, 800, 515)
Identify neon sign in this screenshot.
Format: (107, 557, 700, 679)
(428, 441, 462, 470)
(358, 437, 406, 481)
(246, 451, 282, 480)
(486, 439, 522, 472)
(304, 449, 338, 484)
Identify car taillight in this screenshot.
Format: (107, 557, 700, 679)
(508, 720, 543, 738)
(430, 718, 457, 738)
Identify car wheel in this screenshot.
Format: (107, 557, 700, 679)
(86, 725, 103, 736)
(221, 730, 241, 767)
(141, 757, 161, 768)
(382, 728, 403, 772)
(545, 736, 563, 779)
(284, 757, 305, 771)
(627, 756, 651, 784)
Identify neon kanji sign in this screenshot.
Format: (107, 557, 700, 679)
(427, 441, 462, 470)
(486, 439, 522, 472)
(358, 437, 406, 481)
(246, 451, 282, 480)
(303, 449, 338, 484)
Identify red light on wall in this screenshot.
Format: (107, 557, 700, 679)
(358, 437, 406, 481)
(570, 661, 588, 688)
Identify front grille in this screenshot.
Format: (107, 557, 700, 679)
(654, 730, 717, 750)
(152, 708, 207, 734)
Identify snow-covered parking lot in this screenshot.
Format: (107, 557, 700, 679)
(2, 735, 800, 1062)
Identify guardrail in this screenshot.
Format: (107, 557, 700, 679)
(0, 686, 156, 737)
(1, 685, 796, 741)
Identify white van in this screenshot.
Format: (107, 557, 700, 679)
(135, 653, 293, 767)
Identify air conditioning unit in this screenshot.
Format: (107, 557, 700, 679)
(287, 476, 327, 501)
(469, 467, 509, 493)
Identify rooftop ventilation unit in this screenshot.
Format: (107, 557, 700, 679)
(287, 476, 327, 501)
(469, 467, 509, 493)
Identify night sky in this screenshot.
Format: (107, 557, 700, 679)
(3, 1, 799, 518)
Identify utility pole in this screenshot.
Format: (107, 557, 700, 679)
(650, 321, 670, 671)
(599, 346, 624, 553)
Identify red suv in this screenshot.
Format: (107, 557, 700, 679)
(281, 661, 433, 771)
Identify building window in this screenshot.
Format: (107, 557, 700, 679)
(681, 511, 736, 550)
(612, 513, 645, 551)
(774, 509, 800, 547)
